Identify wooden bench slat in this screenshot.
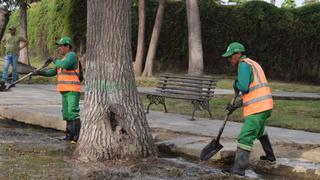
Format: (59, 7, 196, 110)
(158, 81, 216, 89)
(145, 91, 208, 100)
(160, 74, 217, 81)
(157, 85, 213, 94)
(159, 78, 216, 86)
(156, 89, 213, 98)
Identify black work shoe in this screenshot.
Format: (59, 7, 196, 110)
(259, 134, 276, 164)
(260, 155, 276, 164)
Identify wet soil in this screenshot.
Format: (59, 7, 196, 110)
(0, 119, 257, 179)
(0, 119, 319, 179)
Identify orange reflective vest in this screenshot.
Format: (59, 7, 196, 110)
(241, 58, 273, 117)
(57, 58, 81, 92)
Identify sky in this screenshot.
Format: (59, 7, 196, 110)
(224, 0, 305, 7)
(274, 0, 304, 7)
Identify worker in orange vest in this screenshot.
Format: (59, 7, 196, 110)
(222, 42, 276, 176)
(33, 37, 81, 143)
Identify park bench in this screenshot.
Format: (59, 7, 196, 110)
(140, 74, 217, 121)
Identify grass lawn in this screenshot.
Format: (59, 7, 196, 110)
(140, 95, 320, 133)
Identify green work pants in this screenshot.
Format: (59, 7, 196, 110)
(61, 91, 80, 121)
(237, 110, 272, 151)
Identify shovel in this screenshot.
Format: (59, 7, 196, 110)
(1, 57, 53, 91)
(200, 94, 238, 161)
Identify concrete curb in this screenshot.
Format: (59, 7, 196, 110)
(0, 106, 65, 131)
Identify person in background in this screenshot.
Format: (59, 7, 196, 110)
(222, 42, 276, 176)
(33, 36, 81, 143)
(1, 26, 28, 85)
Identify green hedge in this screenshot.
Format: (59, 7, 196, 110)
(6, 0, 86, 57)
(7, 0, 320, 83)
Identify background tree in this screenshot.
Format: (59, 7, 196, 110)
(0, 7, 9, 39)
(186, 0, 203, 76)
(142, 0, 166, 77)
(18, 0, 29, 64)
(74, 0, 157, 161)
(0, 0, 16, 40)
(133, 0, 146, 76)
(282, 0, 296, 8)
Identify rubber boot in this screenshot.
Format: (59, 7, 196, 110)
(60, 121, 72, 141)
(70, 119, 81, 143)
(227, 147, 250, 176)
(73, 119, 81, 142)
(259, 134, 276, 163)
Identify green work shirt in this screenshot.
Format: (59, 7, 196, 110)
(234, 56, 254, 94)
(2, 33, 24, 55)
(42, 52, 78, 77)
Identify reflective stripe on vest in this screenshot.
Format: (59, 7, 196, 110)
(57, 58, 81, 92)
(241, 58, 273, 117)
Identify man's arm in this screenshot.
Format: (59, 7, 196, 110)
(19, 37, 28, 50)
(234, 62, 253, 94)
(38, 67, 58, 77)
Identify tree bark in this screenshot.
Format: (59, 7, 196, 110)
(19, 2, 29, 64)
(133, 0, 146, 77)
(186, 0, 203, 76)
(0, 8, 9, 41)
(142, 0, 166, 77)
(75, 0, 157, 162)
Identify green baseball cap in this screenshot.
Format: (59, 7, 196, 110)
(222, 42, 245, 57)
(56, 36, 73, 47)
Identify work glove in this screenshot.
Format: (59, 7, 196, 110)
(226, 100, 242, 115)
(47, 56, 54, 63)
(31, 70, 46, 76)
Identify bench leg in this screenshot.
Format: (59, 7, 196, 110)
(191, 100, 201, 121)
(146, 95, 167, 113)
(146, 96, 152, 114)
(191, 100, 212, 120)
(201, 100, 212, 119)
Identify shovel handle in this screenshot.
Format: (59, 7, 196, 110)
(215, 94, 238, 141)
(6, 57, 53, 90)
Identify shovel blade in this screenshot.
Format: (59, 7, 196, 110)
(200, 139, 223, 161)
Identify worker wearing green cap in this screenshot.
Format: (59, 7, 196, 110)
(33, 36, 82, 143)
(222, 42, 276, 176)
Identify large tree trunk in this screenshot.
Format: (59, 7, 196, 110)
(0, 8, 9, 40)
(270, 0, 276, 5)
(186, 0, 203, 76)
(19, 2, 29, 64)
(133, 0, 146, 77)
(142, 0, 166, 77)
(75, 0, 157, 162)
